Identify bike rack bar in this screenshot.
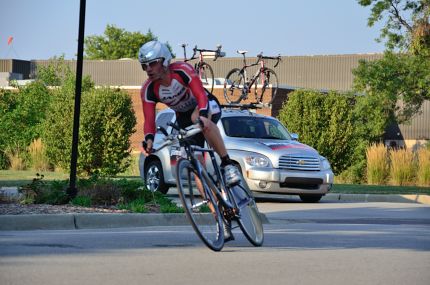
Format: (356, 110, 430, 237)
(220, 102, 272, 110)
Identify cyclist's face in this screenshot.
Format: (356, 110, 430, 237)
(143, 58, 165, 81)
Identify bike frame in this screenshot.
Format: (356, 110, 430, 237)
(183, 143, 236, 215)
(240, 55, 267, 89)
(156, 122, 238, 216)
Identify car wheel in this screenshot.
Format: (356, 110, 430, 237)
(145, 160, 169, 194)
(299, 194, 322, 203)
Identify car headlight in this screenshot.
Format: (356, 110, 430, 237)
(320, 156, 331, 170)
(245, 154, 271, 167)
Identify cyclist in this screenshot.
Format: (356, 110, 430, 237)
(139, 41, 241, 223)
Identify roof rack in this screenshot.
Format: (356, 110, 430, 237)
(220, 102, 271, 110)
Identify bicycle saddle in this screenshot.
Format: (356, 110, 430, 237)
(237, 50, 248, 54)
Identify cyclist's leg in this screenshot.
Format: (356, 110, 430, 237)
(176, 110, 218, 215)
(191, 95, 241, 186)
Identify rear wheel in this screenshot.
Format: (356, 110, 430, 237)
(198, 62, 214, 94)
(230, 182, 264, 246)
(224, 68, 246, 104)
(254, 68, 278, 105)
(176, 158, 224, 251)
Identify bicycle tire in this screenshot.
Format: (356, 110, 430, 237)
(197, 62, 215, 94)
(230, 182, 264, 246)
(223, 68, 246, 104)
(176, 158, 224, 251)
(254, 68, 278, 105)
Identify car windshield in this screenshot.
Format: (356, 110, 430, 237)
(222, 116, 292, 140)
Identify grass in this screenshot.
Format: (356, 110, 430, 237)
(366, 143, 389, 185)
(0, 170, 141, 187)
(332, 183, 430, 195)
(0, 170, 69, 187)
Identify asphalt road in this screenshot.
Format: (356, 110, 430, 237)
(1, 201, 429, 285)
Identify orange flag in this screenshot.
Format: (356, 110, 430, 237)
(7, 36, 13, 45)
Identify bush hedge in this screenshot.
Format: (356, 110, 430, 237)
(0, 82, 51, 169)
(278, 90, 357, 175)
(1, 58, 136, 176)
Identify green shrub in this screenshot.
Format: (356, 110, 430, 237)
(335, 160, 366, 184)
(278, 90, 356, 174)
(77, 178, 121, 206)
(18, 174, 69, 205)
(78, 88, 136, 175)
(71, 196, 92, 207)
(42, 85, 135, 176)
(115, 178, 145, 203)
(0, 82, 51, 169)
(119, 198, 148, 213)
(41, 74, 91, 171)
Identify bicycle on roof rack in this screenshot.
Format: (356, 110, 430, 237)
(181, 43, 225, 94)
(223, 50, 281, 107)
(153, 121, 264, 251)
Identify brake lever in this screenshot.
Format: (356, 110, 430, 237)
(157, 126, 169, 136)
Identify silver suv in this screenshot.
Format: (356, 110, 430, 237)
(139, 108, 334, 202)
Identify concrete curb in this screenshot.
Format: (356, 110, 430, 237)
(0, 212, 269, 231)
(0, 194, 428, 231)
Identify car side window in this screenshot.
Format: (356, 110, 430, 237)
(156, 113, 174, 134)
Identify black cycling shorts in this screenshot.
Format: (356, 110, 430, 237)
(176, 93, 221, 147)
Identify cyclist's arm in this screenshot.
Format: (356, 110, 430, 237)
(141, 82, 157, 142)
(188, 72, 209, 118)
(172, 62, 209, 118)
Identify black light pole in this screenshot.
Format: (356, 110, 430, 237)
(67, 0, 86, 199)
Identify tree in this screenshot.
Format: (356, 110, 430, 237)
(355, 0, 430, 123)
(358, 0, 430, 54)
(84, 25, 174, 60)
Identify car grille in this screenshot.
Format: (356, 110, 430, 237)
(279, 155, 320, 171)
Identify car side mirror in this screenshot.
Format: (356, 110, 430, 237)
(291, 133, 299, 141)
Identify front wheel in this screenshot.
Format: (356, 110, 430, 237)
(223, 68, 246, 104)
(230, 182, 264, 246)
(254, 68, 278, 105)
(197, 62, 214, 94)
(176, 158, 224, 251)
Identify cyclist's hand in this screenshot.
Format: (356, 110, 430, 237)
(141, 140, 153, 156)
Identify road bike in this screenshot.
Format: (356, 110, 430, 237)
(154, 122, 264, 251)
(223, 51, 281, 106)
(181, 44, 225, 94)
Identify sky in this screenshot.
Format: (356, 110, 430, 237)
(0, 0, 386, 60)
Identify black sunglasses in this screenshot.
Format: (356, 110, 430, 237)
(141, 58, 163, 71)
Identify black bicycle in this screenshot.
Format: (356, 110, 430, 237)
(154, 122, 264, 251)
(181, 44, 225, 94)
(224, 51, 281, 106)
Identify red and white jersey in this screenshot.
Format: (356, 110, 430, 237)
(141, 61, 209, 141)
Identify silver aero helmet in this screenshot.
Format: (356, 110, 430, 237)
(138, 40, 172, 67)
